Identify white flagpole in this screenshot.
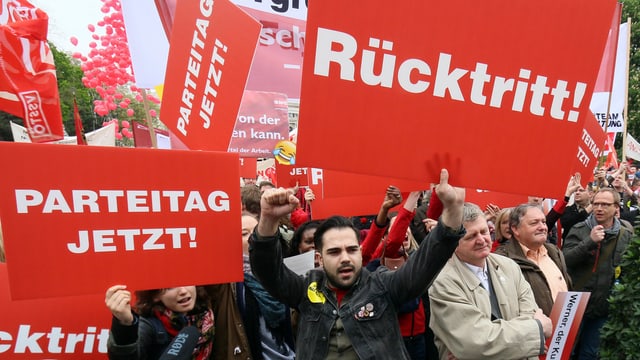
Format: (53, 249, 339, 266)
(622, 18, 632, 161)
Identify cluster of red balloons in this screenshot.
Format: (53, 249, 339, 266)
(102, 119, 133, 140)
(69, 0, 161, 140)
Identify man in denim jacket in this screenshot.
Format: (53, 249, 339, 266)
(249, 169, 465, 359)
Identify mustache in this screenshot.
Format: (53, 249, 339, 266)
(338, 264, 355, 272)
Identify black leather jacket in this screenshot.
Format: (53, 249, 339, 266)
(249, 221, 463, 360)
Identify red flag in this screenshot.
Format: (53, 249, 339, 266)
(593, 2, 623, 93)
(0, 0, 64, 142)
(73, 97, 87, 145)
(605, 133, 619, 169)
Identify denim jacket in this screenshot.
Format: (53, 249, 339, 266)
(249, 221, 464, 360)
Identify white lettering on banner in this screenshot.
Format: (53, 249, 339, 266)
(237, 0, 308, 14)
(14, 189, 231, 214)
(260, 25, 305, 50)
(546, 293, 581, 360)
(18, 91, 50, 138)
(176, 1, 214, 136)
(311, 168, 323, 185)
(0, 325, 108, 354)
(200, 39, 228, 129)
(576, 147, 590, 167)
(595, 112, 623, 129)
(314, 28, 588, 123)
(581, 129, 600, 158)
(68, 227, 198, 254)
(290, 167, 308, 176)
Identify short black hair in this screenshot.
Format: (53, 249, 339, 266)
(313, 216, 360, 252)
(289, 220, 322, 256)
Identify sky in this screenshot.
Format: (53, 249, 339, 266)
(29, 0, 105, 55)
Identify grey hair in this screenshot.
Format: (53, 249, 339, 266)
(462, 203, 484, 223)
(508, 204, 543, 231)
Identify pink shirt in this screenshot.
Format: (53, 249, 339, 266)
(518, 243, 568, 300)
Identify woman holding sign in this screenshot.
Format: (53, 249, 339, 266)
(105, 285, 215, 359)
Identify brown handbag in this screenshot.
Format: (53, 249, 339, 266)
(380, 241, 408, 270)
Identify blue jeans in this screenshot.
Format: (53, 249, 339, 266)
(576, 316, 607, 360)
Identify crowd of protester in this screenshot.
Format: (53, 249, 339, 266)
(1, 162, 638, 359)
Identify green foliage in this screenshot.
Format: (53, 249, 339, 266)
(1, 43, 161, 145)
(622, 0, 640, 144)
(599, 229, 640, 359)
(49, 43, 100, 135)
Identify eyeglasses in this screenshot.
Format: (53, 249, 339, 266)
(592, 202, 616, 208)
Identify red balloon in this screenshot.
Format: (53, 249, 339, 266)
(121, 120, 130, 128)
(88, 24, 95, 32)
(115, 132, 123, 140)
(70, 36, 78, 46)
(126, 109, 135, 117)
(89, 42, 97, 48)
(149, 109, 157, 117)
(72, 52, 82, 59)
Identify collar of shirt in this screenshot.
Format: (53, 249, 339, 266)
(464, 261, 489, 289)
(518, 241, 548, 264)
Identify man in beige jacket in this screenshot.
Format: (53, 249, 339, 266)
(429, 203, 552, 360)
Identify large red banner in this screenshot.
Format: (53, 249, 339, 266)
(296, 0, 616, 199)
(228, 91, 289, 157)
(0, 264, 110, 358)
(153, 0, 306, 100)
(305, 169, 403, 219)
(0, 0, 64, 142)
(241, 6, 305, 100)
(239, 157, 258, 179)
(0, 143, 242, 300)
(160, 0, 261, 151)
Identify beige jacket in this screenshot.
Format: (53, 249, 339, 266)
(429, 253, 545, 360)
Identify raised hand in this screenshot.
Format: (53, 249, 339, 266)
(435, 169, 465, 229)
(382, 186, 403, 210)
(105, 285, 134, 326)
(258, 187, 300, 236)
(565, 172, 582, 197)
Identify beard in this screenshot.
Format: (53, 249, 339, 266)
(325, 265, 361, 290)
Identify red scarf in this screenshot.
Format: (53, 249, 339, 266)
(154, 308, 214, 360)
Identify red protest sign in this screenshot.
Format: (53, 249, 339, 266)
(0, 264, 110, 358)
(161, 0, 261, 151)
(573, 112, 607, 182)
(465, 190, 529, 210)
(307, 169, 401, 219)
(321, 169, 427, 198)
(541, 292, 590, 360)
(228, 91, 289, 157)
(296, 0, 617, 200)
(131, 121, 171, 149)
(242, 7, 306, 100)
(275, 164, 317, 188)
(239, 157, 258, 179)
(0, 143, 242, 300)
